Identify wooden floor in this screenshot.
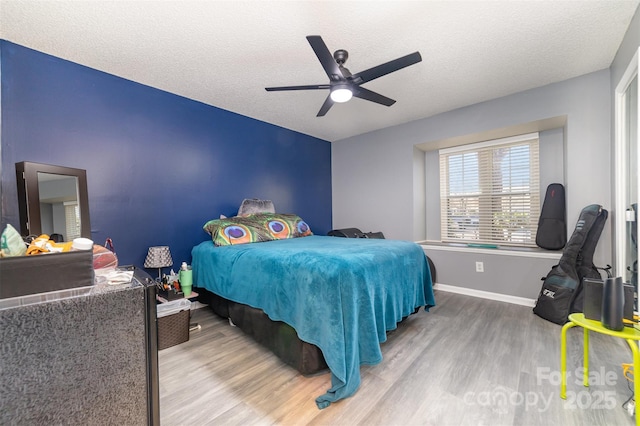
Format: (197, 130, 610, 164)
(158, 291, 637, 425)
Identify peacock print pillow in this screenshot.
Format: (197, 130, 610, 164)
(203, 213, 312, 246)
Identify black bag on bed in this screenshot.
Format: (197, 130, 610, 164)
(533, 204, 608, 324)
(327, 228, 385, 239)
(328, 228, 365, 238)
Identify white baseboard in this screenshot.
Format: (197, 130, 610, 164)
(433, 283, 536, 308)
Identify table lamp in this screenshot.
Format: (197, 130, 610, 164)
(144, 246, 173, 281)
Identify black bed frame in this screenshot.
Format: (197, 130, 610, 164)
(198, 288, 329, 375)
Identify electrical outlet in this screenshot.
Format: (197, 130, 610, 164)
(476, 261, 484, 272)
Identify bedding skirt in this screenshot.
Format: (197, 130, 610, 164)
(199, 288, 329, 375)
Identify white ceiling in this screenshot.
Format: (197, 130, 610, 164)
(1, 1, 638, 142)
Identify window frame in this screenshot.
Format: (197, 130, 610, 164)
(439, 132, 541, 247)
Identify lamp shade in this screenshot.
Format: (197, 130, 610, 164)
(144, 246, 173, 269)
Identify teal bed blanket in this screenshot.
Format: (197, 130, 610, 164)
(191, 235, 435, 408)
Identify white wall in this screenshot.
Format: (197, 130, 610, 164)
(332, 69, 611, 299)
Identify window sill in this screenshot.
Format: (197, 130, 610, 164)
(417, 240, 562, 260)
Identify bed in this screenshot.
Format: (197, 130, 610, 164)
(191, 213, 435, 408)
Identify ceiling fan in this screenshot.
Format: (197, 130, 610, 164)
(265, 35, 422, 117)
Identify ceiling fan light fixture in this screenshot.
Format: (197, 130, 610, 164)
(330, 86, 352, 103)
(264, 36, 422, 116)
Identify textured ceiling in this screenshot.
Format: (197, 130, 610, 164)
(1, 1, 638, 142)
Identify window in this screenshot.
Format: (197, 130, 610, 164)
(439, 133, 540, 247)
(64, 202, 81, 241)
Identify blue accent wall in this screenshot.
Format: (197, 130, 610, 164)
(1, 40, 332, 269)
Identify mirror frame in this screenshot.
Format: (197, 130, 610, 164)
(614, 47, 640, 278)
(15, 161, 91, 239)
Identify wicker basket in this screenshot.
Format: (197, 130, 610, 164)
(157, 308, 190, 350)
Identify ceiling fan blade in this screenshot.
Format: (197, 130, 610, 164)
(351, 51, 422, 85)
(306, 35, 344, 82)
(265, 84, 330, 91)
(317, 95, 334, 117)
(352, 87, 396, 106)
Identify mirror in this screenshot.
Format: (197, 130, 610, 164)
(15, 162, 90, 240)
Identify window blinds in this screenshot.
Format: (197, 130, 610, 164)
(439, 133, 541, 246)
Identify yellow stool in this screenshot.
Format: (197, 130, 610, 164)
(560, 313, 640, 425)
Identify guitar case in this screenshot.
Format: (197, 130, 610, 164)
(536, 183, 567, 250)
(533, 204, 608, 324)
